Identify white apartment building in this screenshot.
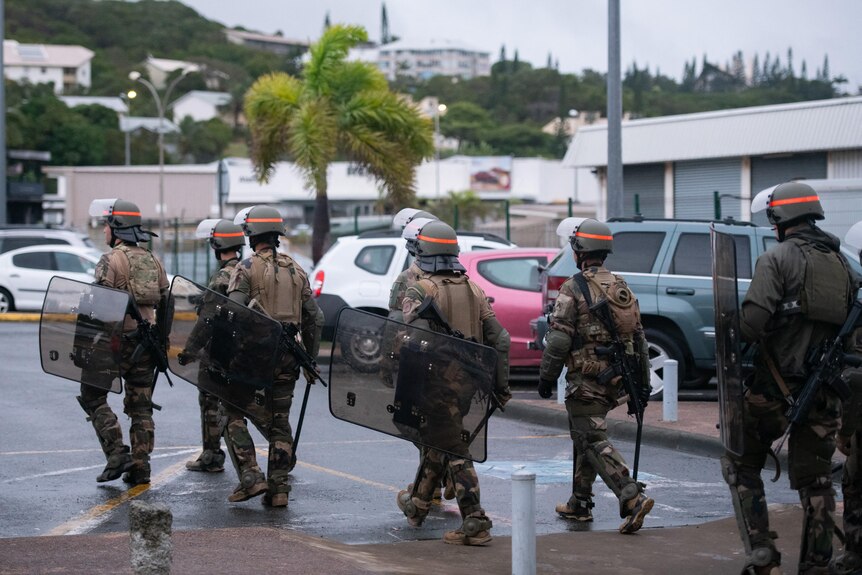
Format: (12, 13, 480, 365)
(3, 40, 94, 94)
(376, 39, 490, 81)
(172, 91, 232, 123)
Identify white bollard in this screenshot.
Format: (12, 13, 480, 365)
(556, 367, 567, 405)
(512, 469, 537, 575)
(662, 359, 678, 422)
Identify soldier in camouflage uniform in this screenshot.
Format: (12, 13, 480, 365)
(724, 182, 855, 575)
(224, 206, 323, 507)
(538, 217, 654, 534)
(385, 208, 450, 504)
(178, 219, 246, 473)
(397, 220, 512, 546)
(831, 221, 862, 575)
(81, 198, 169, 486)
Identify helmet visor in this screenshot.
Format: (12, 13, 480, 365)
(195, 219, 222, 239)
(233, 207, 253, 227)
(750, 187, 775, 214)
(402, 217, 435, 241)
(846, 221, 862, 253)
(556, 217, 587, 240)
(392, 208, 421, 230)
(88, 198, 119, 219)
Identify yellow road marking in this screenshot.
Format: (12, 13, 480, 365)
(46, 459, 188, 536)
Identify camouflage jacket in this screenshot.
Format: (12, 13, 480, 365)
(95, 242, 168, 331)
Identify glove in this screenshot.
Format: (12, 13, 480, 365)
(538, 379, 555, 399)
(177, 350, 197, 366)
(637, 382, 651, 409)
(837, 434, 853, 457)
(303, 365, 321, 384)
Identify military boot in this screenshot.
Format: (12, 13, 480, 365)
(829, 550, 862, 575)
(262, 487, 290, 508)
(185, 449, 226, 472)
(619, 493, 654, 534)
(122, 462, 151, 486)
(228, 468, 267, 503)
(96, 445, 132, 483)
(555, 495, 594, 522)
(443, 512, 493, 546)
(742, 546, 782, 575)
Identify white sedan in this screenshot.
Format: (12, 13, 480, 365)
(0, 245, 104, 313)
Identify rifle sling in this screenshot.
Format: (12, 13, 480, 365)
(573, 272, 593, 308)
(761, 342, 794, 405)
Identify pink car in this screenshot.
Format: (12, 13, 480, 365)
(458, 248, 559, 369)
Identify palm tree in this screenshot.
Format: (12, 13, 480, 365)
(244, 25, 435, 264)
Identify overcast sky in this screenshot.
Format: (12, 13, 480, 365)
(179, 0, 862, 91)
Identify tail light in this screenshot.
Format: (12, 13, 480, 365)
(543, 275, 567, 311)
(312, 270, 325, 298)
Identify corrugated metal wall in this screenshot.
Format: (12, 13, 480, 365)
(750, 152, 827, 225)
(673, 158, 741, 219)
(831, 150, 862, 178)
(623, 163, 664, 217)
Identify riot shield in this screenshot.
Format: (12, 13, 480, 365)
(711, 227, 745, 456)
(329, 308, 497, 463)
(167, 276, 283, 429)
(40, 276, 130, 393)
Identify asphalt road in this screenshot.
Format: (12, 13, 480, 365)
(0, 322, 795, 544)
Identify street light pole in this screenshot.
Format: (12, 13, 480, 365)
(119, 90, 136, 166)
(128, 69, 192, 256)
(434, 103, 446, 200)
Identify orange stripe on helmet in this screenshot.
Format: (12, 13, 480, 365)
(213, 232, 244, 237)
(246, 218, 283, 223)
(575, 231, 613, 241)
(769, 195, 820, 207)
(417, 234, 458, 244)
(112, 210, 141, 216)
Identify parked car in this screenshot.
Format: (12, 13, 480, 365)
(531, 217, 862, 397)
(312, 229, 515, 372)
(0, 225, 96, 254)
(457, 248, 559, 370)
(0, 245, 103, 312)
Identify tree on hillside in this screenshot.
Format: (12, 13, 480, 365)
(244, 25, 435, 263)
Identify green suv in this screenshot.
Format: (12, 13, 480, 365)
(532, 218, 862, 396)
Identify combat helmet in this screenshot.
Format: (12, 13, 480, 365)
(413, 220, 465, 273)
(234, 205, 284, 236)
(402, 216, 436, 257)
(392, 207, 437, 230)
(195, 218, 245, 252)
(556, 217, 614, 254)
(751, 181, 824, 227)
(88, 198, 154, 243)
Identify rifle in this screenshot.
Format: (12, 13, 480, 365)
(590, 298, 648, 480)
(126, 296, 173, 410)
(772, 299, 862, 457)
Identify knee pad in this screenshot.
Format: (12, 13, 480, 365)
(240, 468, 264, 489)
(77, 394, 107, 420)
(123, 389, 153, 418)
(746, 545, 780, 569)
(398, 491, 429, 519)
(620, 481, 640, 504)
(449, 458, 469, 475)
(462, 514, 492, 537)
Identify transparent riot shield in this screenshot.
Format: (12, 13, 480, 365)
(711, 227, 745, 456)
(40, 276, 130, 393)
(167, 276, 283, 429)
(329, 308, 498, 463)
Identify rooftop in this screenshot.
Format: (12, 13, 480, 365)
(3, 39, 93, 68)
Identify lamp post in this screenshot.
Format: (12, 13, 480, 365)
(128, 68, 193, 255)
(434, 102, 447, 199)
(119, 90, 136, 166)
(568, 109, 580, 204)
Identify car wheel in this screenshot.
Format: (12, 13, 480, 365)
(0, 288, 13, 313)
(643, 328, 688, 401)
(337, 325, 383, 374)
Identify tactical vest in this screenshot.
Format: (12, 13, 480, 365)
(247, 251, 305, 324)
(115, 244, 161, 306)
(786, 237, 851, 326)
(209, 258, 238, 296)
(570, 268, 639, 374)
(416, 274, 484, 342)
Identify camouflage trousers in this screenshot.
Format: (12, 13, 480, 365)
(842, 432, 862, 555)
(223, 357, 297, 496)
(725, 387, 841, 570)
(413, 448, 483, 519)
(196, 389, 222, 452)
(565, 398, 637, 506)
(79, 339, 156, 473)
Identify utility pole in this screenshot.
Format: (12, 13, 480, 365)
(0, 0, 7, 224)
(606, 0, 624, 218)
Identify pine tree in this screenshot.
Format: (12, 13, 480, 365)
(801, 59, 808, 80)
(823, 54, 830, 81)
(499, 44, 507, 63)
(324, 11, 331, 30)
(381, 3, 390, 44)
(752, 53, 761, 85)
(547, 52, 553, 69)
(786, 47, 794, 78)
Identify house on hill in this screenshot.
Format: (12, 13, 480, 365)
(3, 40, 93, 94)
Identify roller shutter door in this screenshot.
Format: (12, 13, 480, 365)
(674, 158, 741, 220)
(623, 163, 664, 217)
(750, 153, 827, 225)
